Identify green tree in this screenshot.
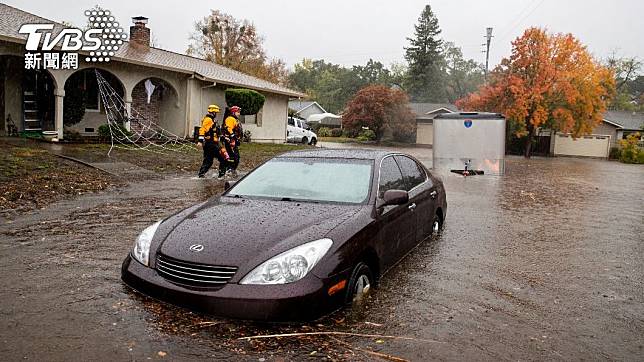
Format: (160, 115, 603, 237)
(442, 42, 484, 103)
(605, 54, 642, 110)
(289, 58, 396, 113)
(353, 59, 391, 85)
(404, 4, 445, 102)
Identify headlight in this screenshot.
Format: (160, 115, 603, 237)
(240, 238, 333, 285)
(132, 221, 161, 266)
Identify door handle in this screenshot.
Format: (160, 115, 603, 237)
(430, 190, 437, 199)
(408, 203, 417, 211)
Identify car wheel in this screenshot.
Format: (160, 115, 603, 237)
(301, 136, 308, 144)
(345, 262, 373, 305)
(431, 211, 443, 235)
(310, 137, 317, 146)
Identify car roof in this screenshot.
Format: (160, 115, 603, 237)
(277, 148, 394, 160)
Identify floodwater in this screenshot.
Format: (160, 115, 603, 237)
(0, 147, 643, 361)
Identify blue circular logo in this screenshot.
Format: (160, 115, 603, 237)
(464, 120, 473, 128)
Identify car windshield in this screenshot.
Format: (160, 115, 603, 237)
(228, 157, 373, 204)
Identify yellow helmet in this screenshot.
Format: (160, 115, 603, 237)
(207, 104, 220, 113)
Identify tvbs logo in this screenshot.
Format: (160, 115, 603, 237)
(19, 24, 102, 51)
(19, 9, 125, 70)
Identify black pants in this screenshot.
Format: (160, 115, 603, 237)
(198, 142, 225, 177)
(224, 141, 240, 171)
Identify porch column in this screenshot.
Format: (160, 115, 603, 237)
(124, 93, 132, 131)
(54, 89, 64, 140)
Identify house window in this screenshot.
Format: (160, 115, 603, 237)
(242, 107, 263, 126)
(242, 114, 255, 124)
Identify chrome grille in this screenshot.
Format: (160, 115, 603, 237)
(156, 254, 237, 287)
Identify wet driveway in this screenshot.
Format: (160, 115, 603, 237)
(0, 147, 643, 361)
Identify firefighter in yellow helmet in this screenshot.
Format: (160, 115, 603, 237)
(221, 105, 243, 176)
(197, 104, 230, 178)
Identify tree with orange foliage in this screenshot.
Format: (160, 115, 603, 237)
(343, 85, 416, 141)
(457, 28, 615, 157)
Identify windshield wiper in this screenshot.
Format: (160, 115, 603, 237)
(279, 197, 320, 204)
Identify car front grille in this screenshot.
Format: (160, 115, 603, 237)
(156, 253, 237, 288)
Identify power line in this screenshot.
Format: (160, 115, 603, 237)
(497, 0, 545, 42)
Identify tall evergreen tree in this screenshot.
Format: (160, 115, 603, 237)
(404, 4, 446, 102)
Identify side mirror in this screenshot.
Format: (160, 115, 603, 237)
(224, 181, 236, 191)
(381, 189, 409, 207)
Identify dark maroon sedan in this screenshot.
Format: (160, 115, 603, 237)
(122, 149, 447, 321)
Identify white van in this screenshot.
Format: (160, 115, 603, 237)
(287, 117, 318, 145)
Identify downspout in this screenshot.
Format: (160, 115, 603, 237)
(185, 73, 212, 137)
(200, 82, 218, 123)
(185, 75, 194, 137)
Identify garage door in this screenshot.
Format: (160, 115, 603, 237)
(416, 123, 433, 145)
(553, 133, 610, 158)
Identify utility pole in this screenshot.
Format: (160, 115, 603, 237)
(482, 27, 493, 83)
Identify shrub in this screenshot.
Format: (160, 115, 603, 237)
(225, 88, 266, 115)
(609, 146, 621, 160)
(330, 128, 343, 137)
(356, 129, 376, 141)
(98, 123, 131, 142)
(618, 132, 644, 164)
(342, 128, 359, 138)
(393, 127, 415, 143)
(317, 127, 332, 137)
(242, 130, 252, 143)
(63, 127, 82, 142)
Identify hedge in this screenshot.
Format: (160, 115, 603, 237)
(225, 88, 266, 115)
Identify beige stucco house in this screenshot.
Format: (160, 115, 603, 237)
(0, 4, 304, 142)
(411, 103, 458, 146)
(547, 111, 643, 158)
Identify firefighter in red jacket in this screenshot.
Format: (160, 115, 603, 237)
(197, 104, 230, 179)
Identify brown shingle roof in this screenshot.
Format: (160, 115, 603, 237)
(408, 103, 458, 117)
(0, 3, 304, 97)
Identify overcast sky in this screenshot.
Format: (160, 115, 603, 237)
(8, 0, 644, 70)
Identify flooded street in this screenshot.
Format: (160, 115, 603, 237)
(1, 147, 643, 361)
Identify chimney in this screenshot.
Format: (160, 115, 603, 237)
(130, 16, 150, 47)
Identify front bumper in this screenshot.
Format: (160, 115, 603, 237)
(121, 255, 345, 322)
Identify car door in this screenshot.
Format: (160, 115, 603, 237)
(294, 119, 305, 142)
(375, 156, 417, 269)
(287, 118, 296, 142)
(394, 155, 436, 244)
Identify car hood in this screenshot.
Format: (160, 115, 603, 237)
(151, 197, 363, 277)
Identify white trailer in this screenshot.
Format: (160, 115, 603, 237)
(433, 112, 506, 175)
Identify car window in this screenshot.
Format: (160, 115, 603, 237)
(378, 157, 405, 198)
(228, 157, 373, 204)
(394, 156, 426, 191)
(287, 118, 294, 126)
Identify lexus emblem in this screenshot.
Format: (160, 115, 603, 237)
(189, 244, 204, 252)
